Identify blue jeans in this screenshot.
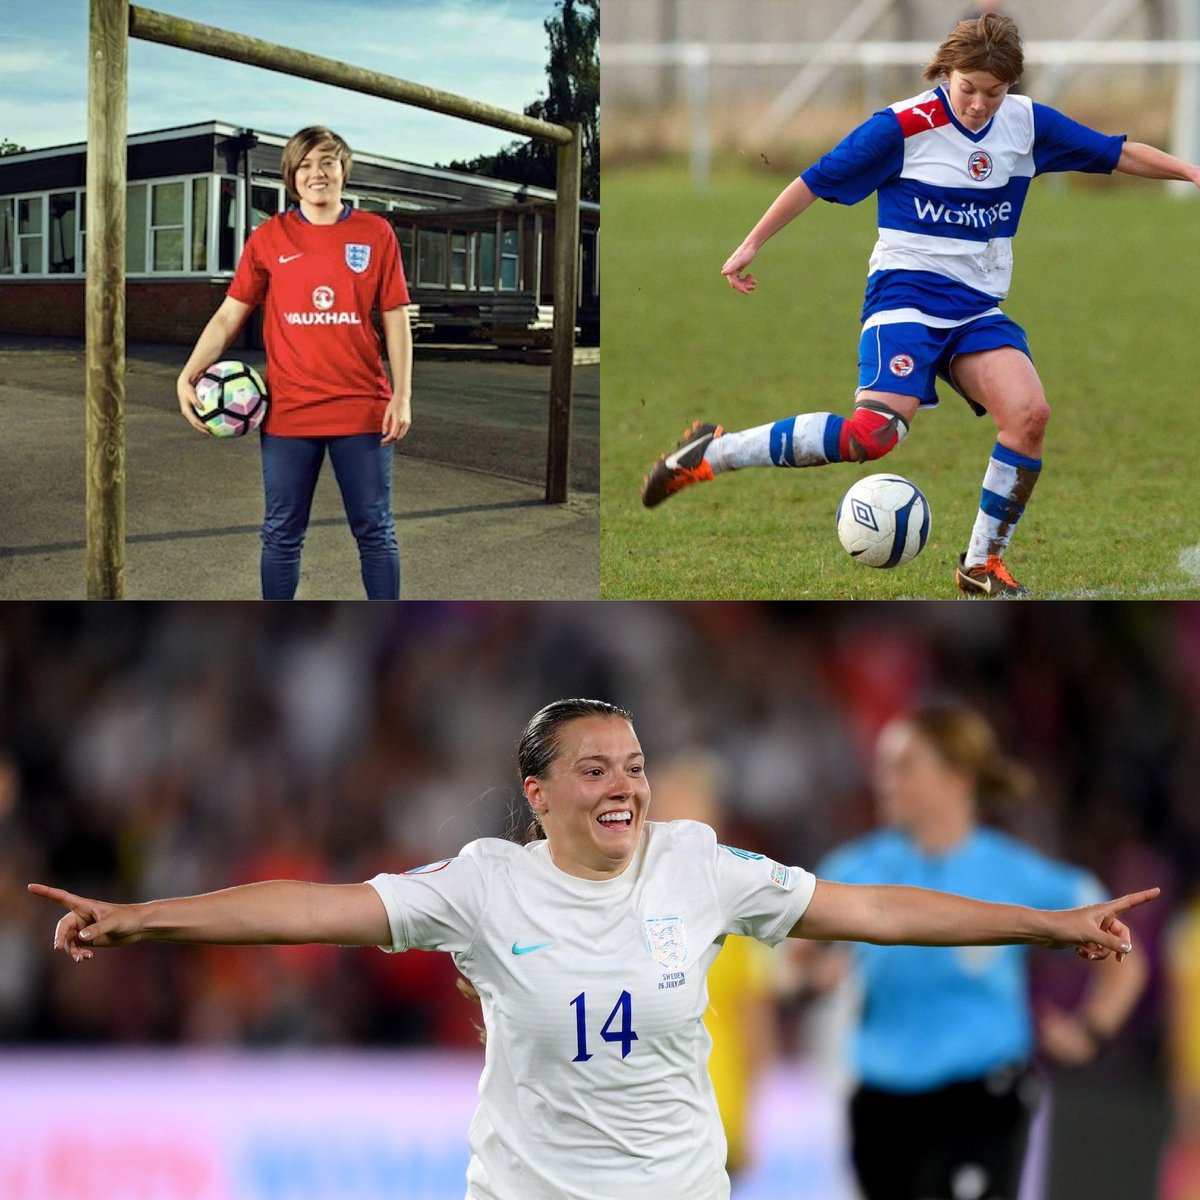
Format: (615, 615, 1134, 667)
(260, 432, 399, 600)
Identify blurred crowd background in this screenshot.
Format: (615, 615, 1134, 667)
(1, 601, 1198, 1194)
(602, 0, 1186, 171)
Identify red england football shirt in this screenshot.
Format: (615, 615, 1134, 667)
(228, 206, 410, 437)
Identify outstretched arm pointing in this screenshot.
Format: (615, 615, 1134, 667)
(28, 879, 391, 962)
(791, 880, 1160, 962)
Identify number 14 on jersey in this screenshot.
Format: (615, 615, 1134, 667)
(570, 991, 638, 1061)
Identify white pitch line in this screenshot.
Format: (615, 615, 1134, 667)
(1179, 543, 1200, 582)
(1035, 545, 1200, 599)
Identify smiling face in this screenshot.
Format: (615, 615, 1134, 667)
(524, 714, 650, 880)
(945, 69, 1010, 131)
(293, 143, 346, 214)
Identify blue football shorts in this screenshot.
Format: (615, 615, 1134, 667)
(856, 312, 1032, 416)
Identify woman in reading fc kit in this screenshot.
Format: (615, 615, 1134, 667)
(177, 126, 412, 600)
(30, 700, 1158, 1200)
(640, 13, 1200, 598)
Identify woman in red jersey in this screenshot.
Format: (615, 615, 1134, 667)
(177, 126, 412, 599)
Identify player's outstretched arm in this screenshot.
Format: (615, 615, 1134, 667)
(721, 176, 818, 295)
(176, 296, 254, 435)
(27, 879, 391, 963)
(791, 879, 1160, 961)
(1115, 142, 1200, 189)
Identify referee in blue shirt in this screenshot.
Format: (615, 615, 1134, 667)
(807, 702, 1148, 1200)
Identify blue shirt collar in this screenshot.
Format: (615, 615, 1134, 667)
(935, 84, 996, 143)
(290, 202, 352, 224)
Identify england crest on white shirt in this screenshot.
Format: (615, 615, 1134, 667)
(345, 243, 371, 273)
(643, 916, 687, 970)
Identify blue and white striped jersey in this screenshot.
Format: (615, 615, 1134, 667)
(801, 86, 1125, 324)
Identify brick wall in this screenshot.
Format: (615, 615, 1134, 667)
(0, 280, 253, 345)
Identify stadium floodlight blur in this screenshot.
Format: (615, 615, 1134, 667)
(603, 0, 1200, 186)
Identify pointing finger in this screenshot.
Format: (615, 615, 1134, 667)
(28, 883, 82, 909)
(1108, 888, 1161, 915)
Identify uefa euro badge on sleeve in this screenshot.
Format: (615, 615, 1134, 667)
(345, 243, 371, 273)
(643, 917, 687, 970)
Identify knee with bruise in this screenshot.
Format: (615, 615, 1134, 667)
(838, 401, 910, 463)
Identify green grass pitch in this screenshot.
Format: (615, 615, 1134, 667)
(600, 164, 1200, 599)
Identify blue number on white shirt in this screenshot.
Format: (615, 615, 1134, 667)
(570, 991, 639, 1061)
(600, 990, 638, 1058)
(570, 992, 593, 1062)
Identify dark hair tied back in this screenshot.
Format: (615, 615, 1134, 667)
(516, 699, 634, 841)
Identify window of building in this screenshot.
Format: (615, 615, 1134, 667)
(219, 178, 237, 271)
(417, 229, 446, 287)
(49, 191, 78, 274)
(150, 180, 185, 271)
(191, 178, 209, 272)
(476, 230, 495, 290)
(18, 195, 45, 274)
(357, 195, 388, 213)
(394, 224, 414, 280)
(449, 232, 468, 289)
(0, 198, 14, 275)
(126, 183, 147, 272)
(250, 183, 280, 231)
(499, 226, 519, 291)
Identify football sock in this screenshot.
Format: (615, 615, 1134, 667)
(703, 413, 839, 473)
(964, 442, 1042, 567)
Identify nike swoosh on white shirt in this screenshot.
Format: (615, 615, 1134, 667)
(511, 941, 553, 956)
(664, 432, 714, 471)
(278, 253, 303, 264)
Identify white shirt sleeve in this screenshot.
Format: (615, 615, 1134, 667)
(366, 845, 490, 954)
(709, 831, 817, 947)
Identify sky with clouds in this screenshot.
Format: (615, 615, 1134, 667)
(0, 0, 557, 166)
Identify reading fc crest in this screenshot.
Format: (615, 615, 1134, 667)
(643, 917, 687, 970)
(968, 150, 993, 181)
(345, 243, 371, 273)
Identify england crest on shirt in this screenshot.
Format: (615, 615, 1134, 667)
(643, 916, 687, 970)
(345, 243, 371, 273)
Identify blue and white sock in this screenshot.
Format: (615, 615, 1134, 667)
(965, 442, 1042, 568)
(704, 413, 839, 473)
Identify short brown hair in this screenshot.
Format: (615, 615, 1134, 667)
(280, 126, 353, 201)
(924, 13, 1023, 85)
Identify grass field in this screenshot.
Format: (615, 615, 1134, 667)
(600, 164, 1200, 599)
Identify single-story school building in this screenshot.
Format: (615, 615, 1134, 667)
(0, 121, 599, 345)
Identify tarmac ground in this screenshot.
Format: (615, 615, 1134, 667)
(0, 335, 598, 599)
